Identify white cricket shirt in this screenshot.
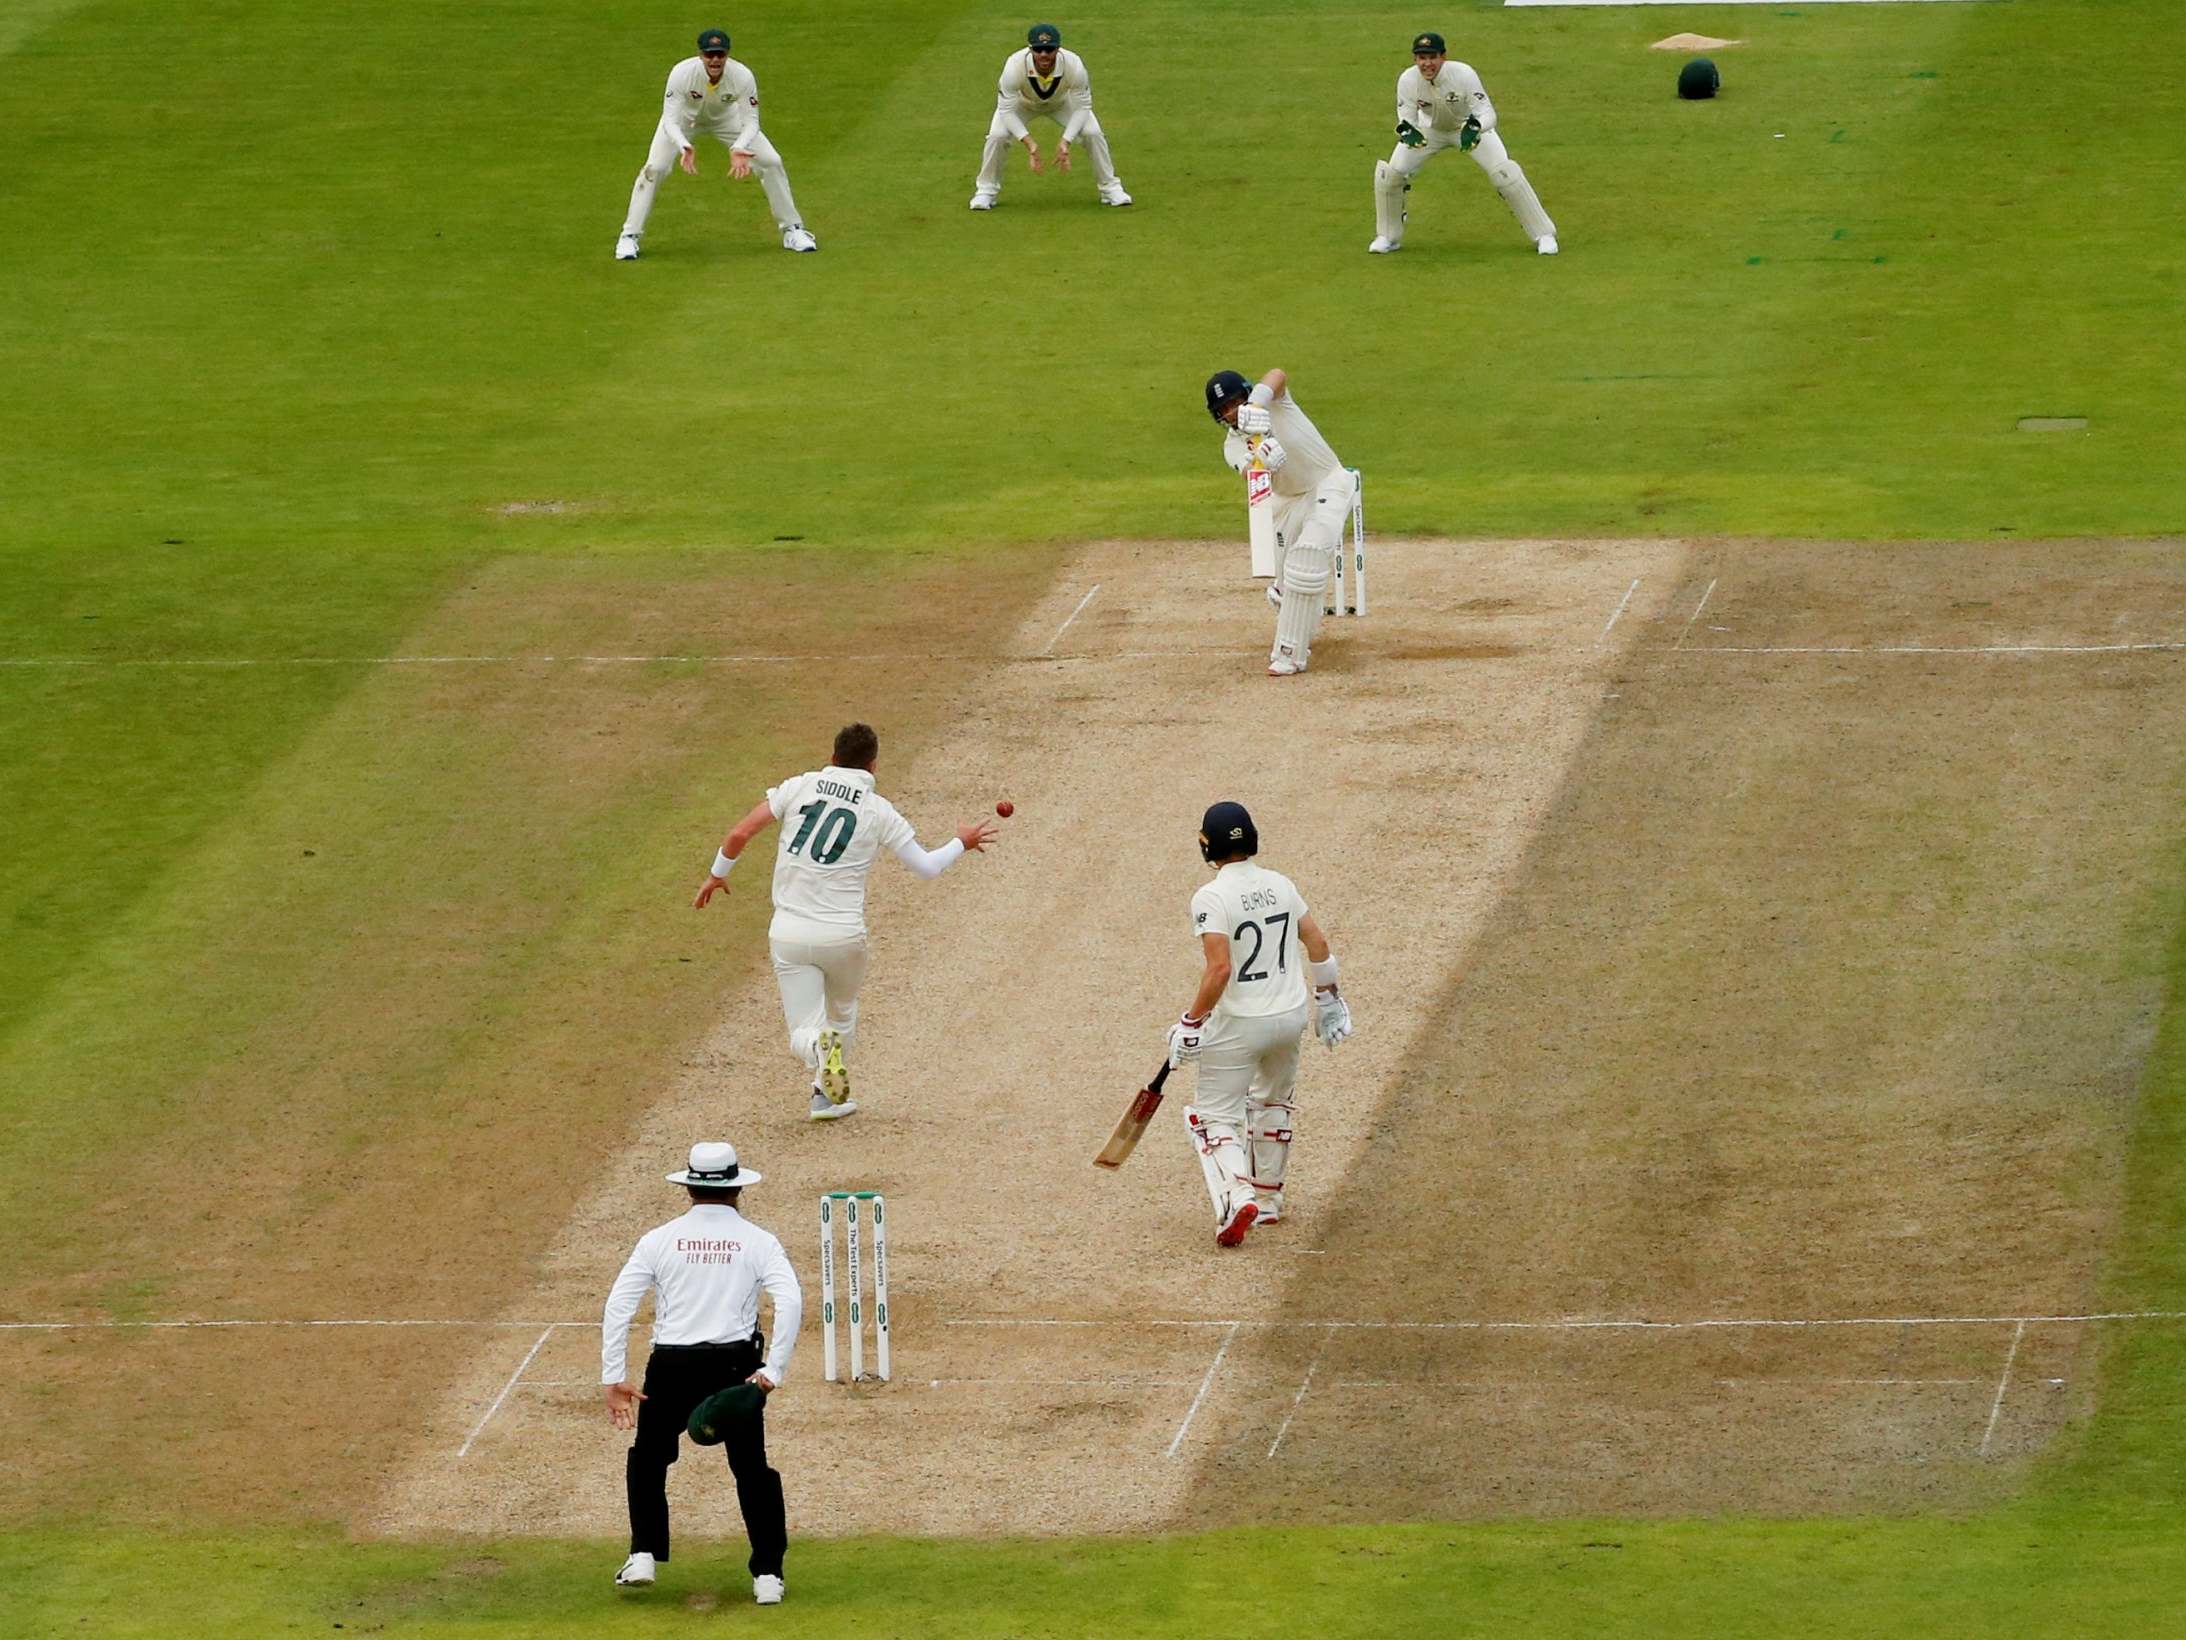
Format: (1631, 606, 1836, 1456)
(765, 766, 921, 940)
(993, 47, 1097, 141)
(657, 54, 764, 150)
(1192, 862, 1311, 1020)
(601, 1203, 803, 1384)
(1257, 389, 1345, 500)
(1397, 61, 1497, 137)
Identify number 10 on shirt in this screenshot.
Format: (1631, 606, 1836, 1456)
(819, 1191, 891, 1383)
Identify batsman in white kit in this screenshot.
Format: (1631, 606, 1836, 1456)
(693, 723, 997, 1121)
(1206, 368, 1355, 677)
(970, 23, 1131, 209)
(1372, 31, 1556, 256)
(616, 27, 816, 261)
(1166, 802, 1352, 1246)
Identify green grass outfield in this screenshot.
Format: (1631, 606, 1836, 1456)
(3, 0, 2184, 1631)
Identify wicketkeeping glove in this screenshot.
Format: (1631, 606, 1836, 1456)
(1397, 119, 1427, 149)
(1167, 1014, 1206, 1067)
(1314, 989, 1353, 1048)
(1458, 115, 1482, 152)
(1237, 404, 1273, 436)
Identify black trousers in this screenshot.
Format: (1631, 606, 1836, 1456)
(626, 1340, 787, 1577)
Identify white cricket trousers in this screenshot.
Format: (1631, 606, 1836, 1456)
(1385, 127, 1554, 245)
(975, 111, 1122, 198)
(1183, 1002, 1308, 1221)
(1270, 473, 1355, 665)
(769, 932, 868, 1077)
(623, 126, 805, 239)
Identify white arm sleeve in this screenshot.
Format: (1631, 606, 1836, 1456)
(1454, 63, 1497, 133)
(759, 1242, 803, 1383)
(996, 57, 1030, 140)
(1062, 53, 1093, 142)
(893, 835, 967, 880)
(1394, 70, 1411, 131)
(600, 1242, 653, 1384)
(725, 65, 761, 150)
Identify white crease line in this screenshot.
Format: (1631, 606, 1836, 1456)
(1679, 641, 2185, 657)
(458, 1324, 558, 1458)
(1165, 1322, 1239, 1458)
(1595, 578, 1641, 649)
(0, 1317, 577, 1331)
(948, 1311, 2179, 1333)
(1674, 579, 1718, 650)
(1268, 1325, 1336, 1459)
(1980, 1318, 2028, 1457)
(1040, 585, 1102, 656)
(916, 1376, 1198, 1388)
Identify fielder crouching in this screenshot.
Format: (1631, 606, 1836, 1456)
(1371, 31, 1556, 256)
(1206, 368, 1356, 677)
(1166, 802, 1353, 1245)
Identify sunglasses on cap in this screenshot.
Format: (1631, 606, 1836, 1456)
(701, 49, 727, 59)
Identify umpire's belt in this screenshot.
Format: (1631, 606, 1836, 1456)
(654, 1336, 763, 1353)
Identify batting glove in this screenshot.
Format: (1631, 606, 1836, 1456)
(1167, 1014, 1206, 1067)
(1458, 115, 1482, 152)
(1397, 119, 1427, 149)
(1251, 434, 1288, 472)
(1237, 405, 1273, 436)
(1314, 989, 1353, 1048)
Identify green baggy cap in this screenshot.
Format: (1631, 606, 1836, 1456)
(687, 1381, 767, 1445)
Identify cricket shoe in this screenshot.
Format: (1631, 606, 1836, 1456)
(968, 193, 998, 211)
(817, 1028, 851, 1104)
(1367, 236, 1398, 254)
(1215, 1200, 1260, 1248)
(1099, 187, 1133, 207)
(1267, 649, 1307, 677)
(810, 1090, 859, 1122)
(1536, 235, 1559, 256)
(614, 234, 641, 261)
(1255, 1202, 1284, 1225)
(783, 227, 818, 252)
(615, 1552, 656, 1587)
(753, 1574, 785, 1606)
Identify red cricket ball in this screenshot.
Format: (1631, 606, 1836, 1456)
(996, 801, 1015, 818)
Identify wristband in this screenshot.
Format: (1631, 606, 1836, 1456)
(1309, 954, 1338, 989)
(1248, 383, 1275, 407)
(711, 850, 736, 879)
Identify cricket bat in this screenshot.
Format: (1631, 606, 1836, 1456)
(1092, 1061, 1173, 1169)
(1246, 443, 1277, 579)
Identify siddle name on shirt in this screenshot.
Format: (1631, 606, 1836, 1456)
(815, 780, 865, 804)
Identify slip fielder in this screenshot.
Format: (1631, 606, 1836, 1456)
(1372, 31, 1556, 256)
(1205, 367, 1354, 677)
(970, 23, 1131, 210)
(1165, 802, 1352, 1246)
(617, 27, 816, 261)
(693, 723, 997, 1122)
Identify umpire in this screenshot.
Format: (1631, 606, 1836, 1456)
(602, 1140, 803, 1606)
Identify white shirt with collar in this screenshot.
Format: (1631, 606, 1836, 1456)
(1397, 60, 1497, 137)
(993, 47, 1097, 142)
(657, 54, 764, 151)
(765, 764, 965, 941)
(601, 1201, 803, 1385)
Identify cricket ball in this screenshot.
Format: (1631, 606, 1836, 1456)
(996, 800, 1015, 818)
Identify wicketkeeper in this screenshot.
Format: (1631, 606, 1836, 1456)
(1166, 802, 1351, 1245)
(970, 23, 1131, 209)
(1205, 368, 1355, 677)
(616, 27, 816, 261)
(1372, 31, 1556, 256)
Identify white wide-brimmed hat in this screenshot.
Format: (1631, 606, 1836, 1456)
(666, 1141, 762, 1187)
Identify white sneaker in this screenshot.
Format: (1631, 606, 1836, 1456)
(1100, 188, 1132, 207)
(614, 234, 640, 262)
(1537, 235, 1559, 256)
(1256, 1202, 1283, 1225)
(753, 1574, 785, 1605)
(1367, 236, 1397, 254)
(615, 1552, 656, 1587)
(810, 1089, 859, 1122)
(783, 227, 817, 252)
(1215, 1200, 1259, 1248)
(1267, 649, 1306, 677)
(969, 193, 997, 211)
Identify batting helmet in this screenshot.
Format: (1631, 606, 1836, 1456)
(1678, 58, 1720, 100)
(1199, 800, 1259, 862)
(1205, 370, 1250, 423)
